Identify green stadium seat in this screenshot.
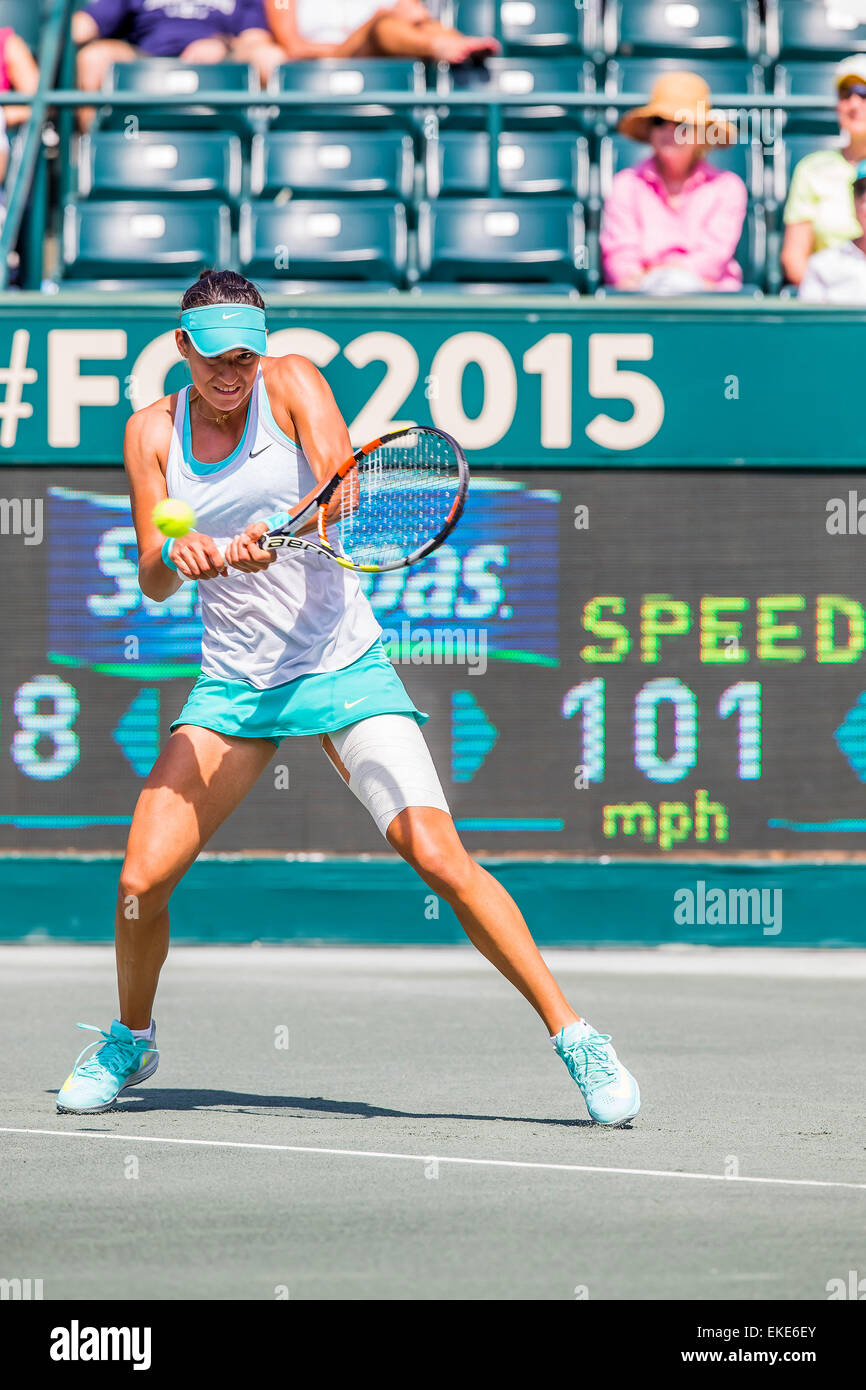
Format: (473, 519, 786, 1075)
(239, 198, 408, 288)
(416, 197, 586, 288)
(735, 202, 768, 294)
(426, 130, 590, 199)
(267, 60, 426, 133)
(435, 57, 594, 130)
(606, 0, 759, 61)
(96, 62, 263, 139)
(450, 0, 598, 56)
(76, 132, 243, 204)
(606, 55, 763, 103)
(774, 61, 840, 132)
(411, 280, 581, 296)
(250, 131, 415, 200)
(0, 0, 40, 54)
(769, 0, 866, 62)
(60, 200, 232, 286)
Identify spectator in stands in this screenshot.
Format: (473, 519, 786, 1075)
(798, 160, 866, 302)
(0, 24, 40, 128)
(600, 72, 747, 295)
(263, 0, 500, 72)
(782, 56, 866, 287)
(72, 0, 281, 130)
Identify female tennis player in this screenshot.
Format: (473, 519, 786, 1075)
(56, 269, 640, 1127)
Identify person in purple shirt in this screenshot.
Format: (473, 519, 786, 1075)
(72, 0, 283, 128)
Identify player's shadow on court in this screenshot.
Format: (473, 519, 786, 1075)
(47, 1087, 600, 1128)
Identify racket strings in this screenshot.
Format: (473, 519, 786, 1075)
(326, 429, 463, 567)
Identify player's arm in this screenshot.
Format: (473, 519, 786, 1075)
(780, 221, 814, 287)
(124, 404, 227, 601)
(283, 353, 353, 484)
(226, 355, 354, 572)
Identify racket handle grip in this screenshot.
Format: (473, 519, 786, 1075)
(259, 533, 303, 552)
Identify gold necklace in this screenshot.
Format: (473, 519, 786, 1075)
(192, 392, 240, 427)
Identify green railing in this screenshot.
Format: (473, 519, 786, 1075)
(0, 0, 71, 290)
(16, 90, 839, 110)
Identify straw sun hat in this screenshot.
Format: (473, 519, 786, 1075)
(618, 71, 736, 147)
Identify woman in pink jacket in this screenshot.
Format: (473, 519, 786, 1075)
(600, 71, 747, 295)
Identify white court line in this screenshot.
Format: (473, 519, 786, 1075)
(1, 1128, 864, 1192)
(5, 944, 866, 978)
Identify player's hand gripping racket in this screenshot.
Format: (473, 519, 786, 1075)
(258, 426, 469, 573)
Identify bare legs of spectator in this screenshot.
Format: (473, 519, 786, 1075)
(231, 29, 287, 85)
(354, 11, 500, 63)
(179, 36, 233, 64)
(266, 3, 500, 69)
(76, 39, 136, 131)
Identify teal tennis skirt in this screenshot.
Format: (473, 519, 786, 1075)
(171, 640, 427, 745)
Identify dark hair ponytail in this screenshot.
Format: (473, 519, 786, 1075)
(181, 269, 265, 312)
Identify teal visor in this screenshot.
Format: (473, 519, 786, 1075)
(180, 304, 267, 358)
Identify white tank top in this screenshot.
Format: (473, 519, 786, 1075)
(165, 369, 381, 689)
(294, 0, 382, 44)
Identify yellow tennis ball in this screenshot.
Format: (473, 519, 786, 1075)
(153, 499, 196, 538)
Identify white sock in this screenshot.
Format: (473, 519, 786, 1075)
(130, 1022, 155, 1040)
(550, 1018, 592, 1045)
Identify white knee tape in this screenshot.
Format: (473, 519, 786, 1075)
(327, 714, 451, 837)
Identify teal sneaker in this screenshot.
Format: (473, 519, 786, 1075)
(553, 1022, 640, 1126)
(56, 1021, 159, 1115)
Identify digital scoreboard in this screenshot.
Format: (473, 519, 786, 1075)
(1, 468, 865, 855)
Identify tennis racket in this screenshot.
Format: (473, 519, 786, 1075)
(258, 425, 469, 573)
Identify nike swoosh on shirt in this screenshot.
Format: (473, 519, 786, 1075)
(249, 445, 272, 458)
(344, 697, 369, 709)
